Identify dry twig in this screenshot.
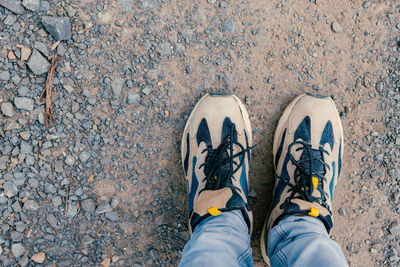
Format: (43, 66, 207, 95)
(40, 55, 61, 129)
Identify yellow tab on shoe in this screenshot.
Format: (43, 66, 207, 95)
(312, 176, 318, 190)
(208, 206, 221, 216)
(308, 207, 319, 217)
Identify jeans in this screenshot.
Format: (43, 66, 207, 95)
(179, 210, 348, 267)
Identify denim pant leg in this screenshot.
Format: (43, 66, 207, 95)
(179, 210, 253, 267)
(268, 215, 348, 267)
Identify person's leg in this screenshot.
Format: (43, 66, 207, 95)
(268, 215, 348, 267)
(179, 210, 252, 267)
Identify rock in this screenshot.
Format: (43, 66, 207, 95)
(4, 14, 17, 25)
(101, 257, 111, 267)
(34, 41, 48, 57)
(81, 235, 94, 245)
(41, 16, 72, 40)
(371, 170, 384, 179)
(1, 102, 15, 117)
(65, 155, 75, 166)
(111, 78, 124, 99)
(248, 188, 257, 198)
(8, 51, 16, 60)
(3, 180, 18, 198)
(27, 49, 50, 75)
(24, 200, 39, 211)
(52, 196, 62, 207)
(338, 207, 347, 216)
(20, 46, 32, 61)
(81, 198, 95, 213)
(11, 243, 25, 258)
(0, 71, 10, 81)
(79, 151, 91, 162)
(140, 0, 158, 10)
(14, 97, 34, 111)
(127, 91, 140, 104)
(111, 197, 120, 209)
(362, 1, 371, 8)
(54, 160, 64, 173)
(0, 0, 25, 14)
(346, 242, 354, 252)
(141, 87, 152, 96)
(225, 20, 234, 34)
(389, 221, 400, 235)
(105, 211, 120, 221)
(20, 140, 33, 153)
(118, 0, 134, 11)
(31, 252, 46, 263)
(370, 247, 377, 254)
(331, 21, 343, 33)
(95, 202, 112, 214)
(312, 84, 322, 91)
(207, 0, 216, 3)
(22, 0, 40, 11)
(46, 214, 58, 228)
(67, 201, 78, 218)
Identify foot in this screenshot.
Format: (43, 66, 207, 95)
(181, 93, 255, 234)
(261, 93, 344, 263)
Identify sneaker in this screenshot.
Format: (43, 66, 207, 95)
(181, 93, 256, 234)
(260, 93, 344, 263)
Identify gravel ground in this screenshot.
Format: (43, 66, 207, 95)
(0, 0, 399, 266)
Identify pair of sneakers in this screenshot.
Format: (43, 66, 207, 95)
(181, 93, 343, 263)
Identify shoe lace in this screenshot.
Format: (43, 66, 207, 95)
(277, 140, 331, 211)
(198, 123, 256, 193)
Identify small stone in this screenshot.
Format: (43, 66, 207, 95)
(24, 199, 39, 211)
(41, 16, 72, 40)
(11, 243, 25, 258)
(67, 201, 78, 218)
(140, 0, 158, 10)
(52, 196, 62, 207)
(3, 180, 18, 198)
(14, 97, 34, 111)
(338, 207, 347, 216)
(81, 198, 95, 213)
(4, 14, 17, 25)
(312, 84, 322, 91)
(32, 252, 46, 263)
(362, 1, 371, 8)
(20, 46, 32, 61)
(0, 0, 25, 14)
(1, 102, 15, 117)
(111, 78, 124, 99)
(346, 242, 354, 252)
(185, 66, 192, 74)
(111, 197, 120, 209)
(248, 188, 257, 198)
(105, 211, 119, 221)
(331, 21, 343, 33)
(22, 0, 40, 11)
(34, 41, 48, 57)
(371, 170, 384, 179)
(20, 140, 33, 154)
(65, 155, 75, 166)
(127, 91, 140, 104)
(8, 51, 16, 60)
(101, 257, 111, 267)
(389, 221, 400, 235)
(207, 0, 216, 3)
(225, 19, 234, 34)
(46, 213, 58, 228)
(141, 87, 152, 96)
(79, 151, 91, 162)
(54, 160, 64, 173)
(95, 202, 112, 214)
(81, 235, 94, 245)
(0, 71, 10, 81)
(27, 49, 50, 75)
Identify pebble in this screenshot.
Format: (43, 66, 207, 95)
(225, 20, 234, 34)
(371, 170, 384, 179)
(389, 221, 400, 235)
(65, 155, 76, 166)
(79, 152, 91, 163)
(81, 235, 94, 245)
(31, 252, 46, 263)
(111, 78, 124, 99)
(41, 16, 72, 40)
(331, 21, 343, 33)
(95, 202, 113, 214)
(20, 46, 32, 61)
(81, 198, 95, 213)
(0, 70, 10, 81)
(4, 14, 17, 25)
(338, 207, 347, 216)
(207, 0, 216, 4)
(248, 188, 257, 198)
(0, 0, 25, 14)
(22, 0, 40, 11)
(1, 102, 15, 117)
(52, 196, 62, 207)
(23, 199, 39, 211)
(14, 97, 34, 111)
(27, 49, 50, 75)
(11, 243, 25, 258)
(105, 211, 120, 221)
(127, 91, 140, 104)
(3, 180, 18, 198)
(67, 201, 78, 218)
(140, 0, 158, 10)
